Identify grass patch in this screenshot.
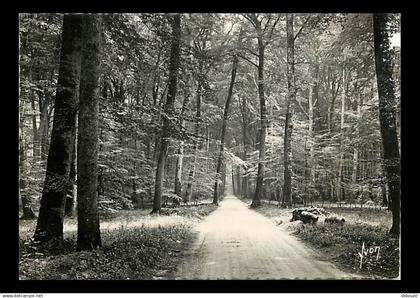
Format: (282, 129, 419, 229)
(325, 207, 391, 227)
(19, 203, 217, 280)
(294, 223, 399, 279)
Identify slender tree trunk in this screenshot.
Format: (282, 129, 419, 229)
(214, 55, 238, 205)
(34, 15, 82, 243)
(65, 121, 77, 217)
(30, 94, 40, 160)
(251, 23, 267, 208)
(373, 13, 400, 236)
(39, 98, 50, 161)
(151, 15, 181, 214)
(174, 86, 191, 197)
(235, 166, 241, 197)
(283, 13, 295, 208)
(239, 96, 250, 197)
(337, 65, 346, 202)
(184, 82, 202, 204)
(20, 140, 37, 219)
(77, 15, 102, 251)
(174, 138, 184, 197)
(352, 93, 362, 202)
(308, 84, 315, 205)
(20, 101, 37, 220)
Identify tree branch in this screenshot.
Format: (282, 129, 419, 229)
(294, 97, 309, 119)
(264, 15, 281, 47)
(237, 53, 258, 68)
(242, 46, 259, 57)
(262, 15, 272, 34)
(243, 14, 257, 29)
(294, 15, 311, 41)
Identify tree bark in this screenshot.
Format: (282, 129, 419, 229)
(373, 13, 401, 236)
(239, 96, 250, 198)
(251, 19, 267, 208)
(30, 94, 40, 160)
(213, 55, 238, 205)
(77, 15, 102, 250)
(20, 101, 36, 220)
(337, 65, 346, 202)
(308, 83, 315, 205)
(174, 84, 191, 197)
(184, 82, 202, 204)
(33, 15, 82, 243)
(352, 93, 362, 201)
(283, 13, 295, 208)
(151, 15, 181, 214)
(65, 118, 77, 217)
(174, 140, 184, 197)
(39, 97, 50, 161)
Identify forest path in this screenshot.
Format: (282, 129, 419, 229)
(174, 195, 358, 280)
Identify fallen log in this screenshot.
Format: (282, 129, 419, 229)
(300, 211, 319, 224)
(291, 206, 327, 223)
(324, 216, 345, 225)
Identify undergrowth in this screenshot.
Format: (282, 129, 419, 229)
(293, 223, 399, 279)
(242, 199, 399, 279)
(19, 204, 217, 280)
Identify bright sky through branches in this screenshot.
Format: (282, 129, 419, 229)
(390, 32, 400, 48)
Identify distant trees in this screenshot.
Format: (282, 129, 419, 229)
(373, 13, 400, 236)
(213, 55, 238, 205)
(241, 14, 280, 208)
(19, 102, 37, 220)
(19, 14, 62, 220)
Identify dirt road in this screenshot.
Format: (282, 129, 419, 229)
(174, 195, 358, 280)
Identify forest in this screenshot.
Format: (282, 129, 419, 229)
(18, 13, 401, 280)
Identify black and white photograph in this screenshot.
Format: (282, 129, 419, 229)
(17, 12, 401, 282)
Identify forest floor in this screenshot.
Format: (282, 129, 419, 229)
(173, 196, 358, 280)
(18, 203, 217, 280)
(240, 198, 400, 279)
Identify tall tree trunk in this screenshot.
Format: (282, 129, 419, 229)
(34, 15, 82, 243)
(30, 94, 40, 160)
(337, 65, 346, 202)
(184, 82, 202, 204)
(373, 13, 401, 236)
(20, 138, 37, 219)
(20, 102, 36, 220)
(239, 96, 250, 198)
(251, 22, 267, 208)
(174, 139, 184, 197)
(283, 13, 295, 208)
(352, 93, 362, 201)
(213, 55, 238, 205)
(151, 15, 181, 214)
(174, 85, 191, 197)
(308, 84, 315, 205)
(65, 117, 77, 217)
(77, 15, 102, 250)
(39, 98, 50, 161)
(235, 166, 241, 197)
